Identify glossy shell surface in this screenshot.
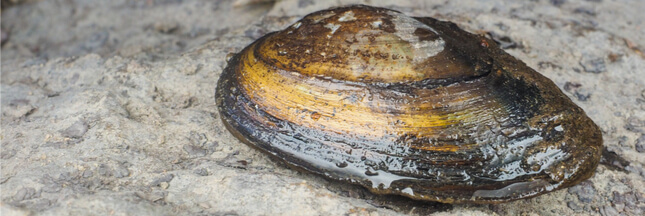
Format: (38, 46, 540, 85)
(215, 5, 603, 204)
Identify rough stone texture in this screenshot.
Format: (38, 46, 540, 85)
(2, 0, 645, 215)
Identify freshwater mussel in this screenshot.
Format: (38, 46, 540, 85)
(215, 5, 603, 204)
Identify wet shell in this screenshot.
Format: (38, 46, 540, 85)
(215, 5, 603, 204)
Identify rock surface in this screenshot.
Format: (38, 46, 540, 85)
(2, 0, 645, 215)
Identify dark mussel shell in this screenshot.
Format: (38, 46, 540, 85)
(215, 5, 602, 204)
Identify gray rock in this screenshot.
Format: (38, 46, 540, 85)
(637, 192, 645, 203)
(213, 211, 240, 216)
(600, 206, 619, 216)
(135, 191, 167, 202)
(113, 165, 130, 178)
(574, 7, 597, 16)
(574, 89, 592, 101)
(61, 120, 89, 139)
(618, 136, 629, 147)
(568, 181, 596, 203)
(13, 187, 38, 201)
(622, 192, 637, 208)
(563, 81, 592, 101)
(183, 144, 208, 156)
(40, 179, 62, 193)
(613, 191, 626, 212)
(625, 117, 645, 133)
(244, 26, 267, 40)
(218, 154, 249, 169)
(154, 21, 179, 34)
(635, 135, 645, 153)
(204, 142, 219, 152)
(550, 0, 566, 6)
(24, 198, 52, 211)
(193, 168, 209, 176)
(567, 200, 583, 213)
(1, 149, 17, 159)
(150, 174, 174, 187)
(83, 170, 94, 178)
(82, 31, 109, 52)
(0, 176, 11, 184)
(39, 175, 59, 192)
(580, 54, 607, 73)
(625, 206, 643, 216)
(98, 164, 111, 177)
(611, 191, 639, 214)
(298, 0, 315, 8)
(1, 27, 8, 46)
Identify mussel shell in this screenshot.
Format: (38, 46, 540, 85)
(215, 5, 602, 204)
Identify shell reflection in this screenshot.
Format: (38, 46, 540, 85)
(215, 5, 603, 204)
